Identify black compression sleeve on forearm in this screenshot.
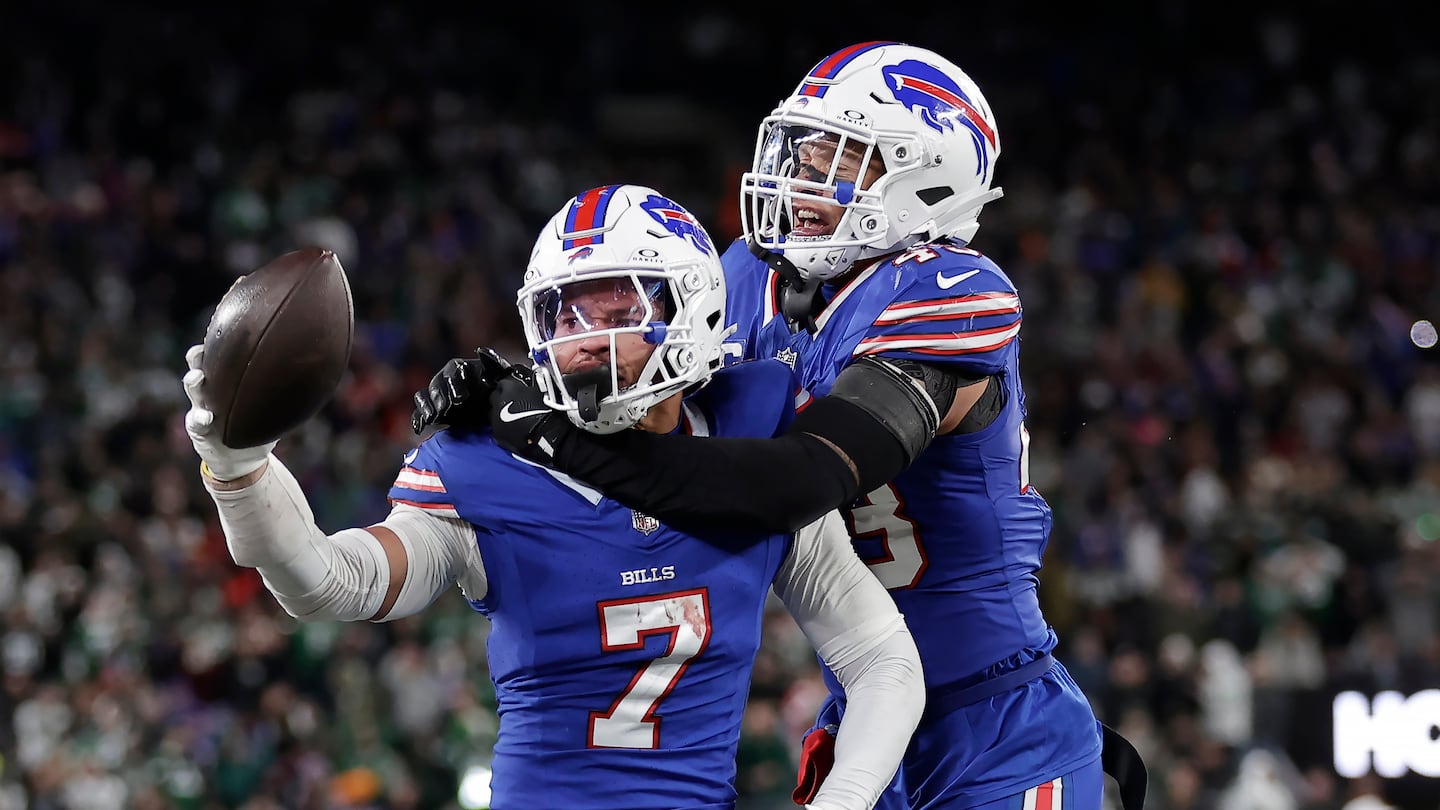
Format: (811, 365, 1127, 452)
(550, 425, 860, 536)
(788, 394, 913, 495)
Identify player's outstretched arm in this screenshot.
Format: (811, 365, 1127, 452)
(773, 511, 924, 810)
(490, 357, 964, 535)
(184, 345, 481, 622)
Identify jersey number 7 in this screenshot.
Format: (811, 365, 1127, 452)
(588, 588, 712, 749)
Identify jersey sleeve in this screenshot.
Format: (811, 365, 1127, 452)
(852, 245, 1022, 377)
(388, 433, 461, 518)
(720, 238, 771, 365)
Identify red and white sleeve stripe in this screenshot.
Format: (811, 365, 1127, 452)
(872, 292, 1020, 326)
(389, 467, 459, 517)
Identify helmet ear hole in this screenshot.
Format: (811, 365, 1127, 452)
(660, 345, 685, 380)
(916, 187, 954, 205)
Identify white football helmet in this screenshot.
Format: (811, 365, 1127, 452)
(518, 184, 727, 434)
(741, 41, 1004, 282)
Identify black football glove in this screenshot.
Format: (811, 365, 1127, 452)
(411, 348, 513, 434)
(488, 365, 576, 463)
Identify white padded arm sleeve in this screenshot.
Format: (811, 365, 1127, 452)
(204, 455, 481, 622)
(772, 510, 925, 810)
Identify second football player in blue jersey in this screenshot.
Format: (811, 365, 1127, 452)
(423, 44, 1147, 810)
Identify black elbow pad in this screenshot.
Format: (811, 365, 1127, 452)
(788, 356, 953, 494)
(827, 355, 943, 464)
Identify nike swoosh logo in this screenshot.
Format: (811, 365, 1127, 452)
(403, 448, 419, 464)
(499, 402, 551, 423)
(936, 269, 981, 289)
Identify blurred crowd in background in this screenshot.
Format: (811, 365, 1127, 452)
(1, 2, 1438, 809)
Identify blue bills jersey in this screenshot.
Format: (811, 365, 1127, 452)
(723, 239, 1102, 808)
(388, 361, 805, 810)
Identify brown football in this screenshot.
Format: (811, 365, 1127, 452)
(202, 247, 354, 448)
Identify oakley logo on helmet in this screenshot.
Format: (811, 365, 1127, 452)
(882, 59, 997, 181)
(640, 194, 714, 256)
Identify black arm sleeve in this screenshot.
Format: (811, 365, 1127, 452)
(551, 416, 860, 536)
(547, 356, 945, 536)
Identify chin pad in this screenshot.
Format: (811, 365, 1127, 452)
(563, 367, 616, 422)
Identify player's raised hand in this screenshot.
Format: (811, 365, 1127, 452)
(411, 348, 513, 434)
(182, 344, 276, 481)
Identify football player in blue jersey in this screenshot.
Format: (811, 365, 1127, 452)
(419, 45, 1146, 810)
(184, 184, 926, 810)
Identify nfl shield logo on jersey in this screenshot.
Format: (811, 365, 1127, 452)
(632, 510, 661, 535)
(775, 347, 798, 369)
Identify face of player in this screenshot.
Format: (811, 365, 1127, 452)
(786, 131, 885, 239)
(541, 277, 664, 389)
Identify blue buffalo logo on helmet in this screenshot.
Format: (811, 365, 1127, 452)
(567, 246, 594, 264)
(639, 194, 714, 256)
(881, 59, 997, 182)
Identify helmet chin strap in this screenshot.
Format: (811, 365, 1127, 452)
(747, 238, 824, 335)
(562, 366, 616, 422)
